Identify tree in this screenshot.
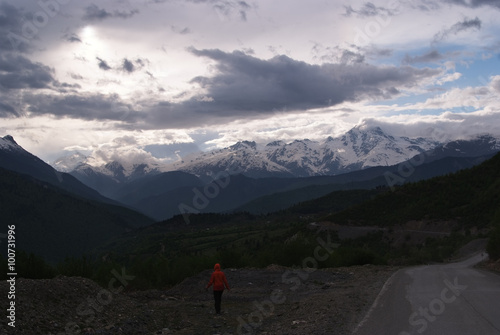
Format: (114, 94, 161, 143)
(487, 225, 500, 261)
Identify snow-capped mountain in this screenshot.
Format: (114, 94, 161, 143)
(68, 160, 165, 198)
(75, 161, 163, 182)
(52, 152, 88, 172)
(59, 125, 500, 192)
(35, 128, 500, 220)
(0, 134, 65, 182)
(64, 126, 500, 182)
(0, 135, 21, 151)
(55, 152, 163, 181)
(170, 126, 441, 178)
(52, 149, 167, 197)
(0, 135, 116, 204)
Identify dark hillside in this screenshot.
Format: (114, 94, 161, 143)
(233, 154, 494, 215)
(0, 168, 154, 263)
(324, 152, 500, 229)
(0, 136, 116, 204)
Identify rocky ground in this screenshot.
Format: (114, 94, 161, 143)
(0, 264, 398, 335)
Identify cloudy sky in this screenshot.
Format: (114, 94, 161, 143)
(1, 0, 500, 167)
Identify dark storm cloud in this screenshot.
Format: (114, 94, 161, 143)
(152, 0, 252, 21)
(122, 59, 135, 73)
(0, 2, 20, 28)
(132, 49, 441, 129)
(443, 0, 500, 9)
(343, 2, 396, 17)
(82, 4, 139, 21)
(0, 2, 32, 52)
(136, 58, 146, 67)
(0, 101, 18, 117)
(196, 0, 252, 21)
(113, 8, 140, 19)
(83, 4, 112, 21)
(26, 93, 140, 122)
(433, 17, 482, 44)
(53, 81, 82, 94)
(10, 50, 441, 129)
(0, 53, 55, 90)
(96, 56, 148, 73)
(96, 57, 112, 71)
(121, 58, 147, 73)
(63, 33, 82, 43)
(186, 48, 439, 108)
(365, 46, 393, 58)
(402, 50, 444, 64)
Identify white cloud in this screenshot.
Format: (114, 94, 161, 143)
(0, 0, 499, 165)
(436, 72, 462, 85)
(359, 108, 500, 141)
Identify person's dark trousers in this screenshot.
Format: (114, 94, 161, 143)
(213, 290, 223, 314)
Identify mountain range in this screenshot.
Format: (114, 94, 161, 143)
(56, 126, 500, 220)
(61, 126, 441, 182)
(1, 126, 500, 262)
(64, 126, 500, 185)
(169, 126, 440, 178)
(62, 125, 440, 199)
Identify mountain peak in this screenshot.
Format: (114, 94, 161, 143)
(53, 152, 88, 172)
(105, 161, 125, 172)
(3, 135, 18, 145)
(230, 141, 257, 151)
(1, 135, 22, 151)
(350, 125, 385, 135)
(266, 140, 286, 147)
(293, 139, 312, 144)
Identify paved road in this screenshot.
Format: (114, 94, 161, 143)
(354, 253, 500, 335)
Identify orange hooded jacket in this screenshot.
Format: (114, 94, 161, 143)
(206, 263, 230, 291)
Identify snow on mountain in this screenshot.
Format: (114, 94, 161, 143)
(65, 160, 167, 198)
(71, 160, 164, 183)
(324, 126, 438, 168)
(170, 140, 291, 178)
(0, 135, 22, 152)
(52, 150, 166, 183)
(57, 126, 500, 183)
(52, 152, 88, 172)
(0, 135, 120, 204)
(170, 126, 440, 178)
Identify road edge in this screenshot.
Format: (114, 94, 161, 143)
(351, 268, 402, 334)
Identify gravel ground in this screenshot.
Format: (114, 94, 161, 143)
(0, 264, 398, 335)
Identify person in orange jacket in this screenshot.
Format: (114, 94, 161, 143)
(206, 263, 230, 314)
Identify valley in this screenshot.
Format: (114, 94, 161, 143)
(1, 128, 500, 334)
